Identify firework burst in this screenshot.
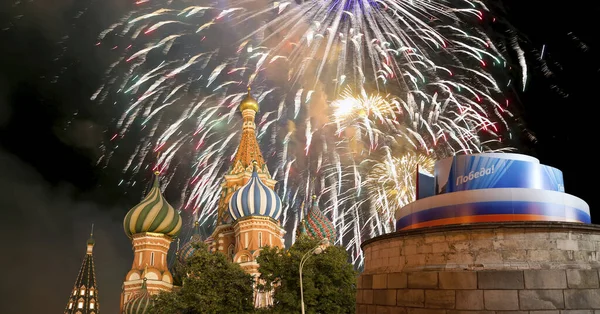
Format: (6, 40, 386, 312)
(90, 0, 524, 266)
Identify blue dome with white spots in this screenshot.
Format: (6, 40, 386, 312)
(228, 166, 282, 221)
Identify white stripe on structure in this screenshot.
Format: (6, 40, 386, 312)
(395, 188, 590, 220)
(259, 183, 267, 215)
(248, 180, 256, 215)
(236, 190, 244, 219)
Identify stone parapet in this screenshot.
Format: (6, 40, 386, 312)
(357, 222, 600, 314)
(361, 222, 600, 273)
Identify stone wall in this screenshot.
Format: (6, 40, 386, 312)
(356, 222, 600, 314)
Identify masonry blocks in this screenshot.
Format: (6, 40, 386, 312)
(356, 222, 600, 314)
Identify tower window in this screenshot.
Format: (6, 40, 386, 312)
(89, 302, 95, 309)
(80, 288, 85, 296)
(78, 302, 84, 309)
(89, 290, 94, 296)
(68, 302, 73, 309)
(151, 252, 155, 266)
(258, 232, 263, 248)
(228, 244, 234, 258)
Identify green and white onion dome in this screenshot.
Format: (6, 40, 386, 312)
(228, 166, 282, 221)
(123, 172, 182, 238)
(122, 278, 153, 314)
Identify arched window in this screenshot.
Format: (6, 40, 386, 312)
(258, 232, 263, 248)
(89, 301, 95, 310)
(228, 244, 234, 258)
(89, 288, 94, 296)
(150, 252, 155, 266)
(80, 287, 86, 296)
(77, 299, 84, 309)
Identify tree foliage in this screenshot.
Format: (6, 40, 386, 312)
(256, 236, 358, 314)
(148, 242, 255, 314)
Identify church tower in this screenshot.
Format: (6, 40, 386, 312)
(120, 172, 182, 312)
(64, 227, 99, 313)
(209, 87, 285, 307)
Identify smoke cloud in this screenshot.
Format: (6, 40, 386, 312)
(0, 148, 131, 313)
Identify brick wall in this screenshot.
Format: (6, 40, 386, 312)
(356, 222, 600, 314)
(357, 269, 600, 313)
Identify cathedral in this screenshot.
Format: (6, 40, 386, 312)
(63, 88, 336, 313)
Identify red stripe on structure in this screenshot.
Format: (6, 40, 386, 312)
(400, 214, 583, 230)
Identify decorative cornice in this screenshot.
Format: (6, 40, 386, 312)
(132, 232, 173, 240)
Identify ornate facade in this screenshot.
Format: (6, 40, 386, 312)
(177, 88, 286, 307)
(64, 229, 99, 313)
(63, 87, 332, 313)
(120, 173, 182, 313)
(211, 88, 285, 307)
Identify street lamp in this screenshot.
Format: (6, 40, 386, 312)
(299, 238, 329, 314)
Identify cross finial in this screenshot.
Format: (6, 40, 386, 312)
(154, 151, 162, 175)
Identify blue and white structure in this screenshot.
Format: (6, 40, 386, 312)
(397, 153, 591, 230)
(228, 167, 283, 221)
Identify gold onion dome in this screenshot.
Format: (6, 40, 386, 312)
(123, 172, 182, 238)
(123, 278, 153, 314)
(239, 87, 259, 112)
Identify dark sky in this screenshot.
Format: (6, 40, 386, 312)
(0, 1, 597, 313)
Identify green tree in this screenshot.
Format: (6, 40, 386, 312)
(256, 236, 357, 314)
(148, 242, 255, 314)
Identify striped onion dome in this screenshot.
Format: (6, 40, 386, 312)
(303, 196, 336, 242)
(228, 165, 282, 221)
(123, 278, 153, 314)
(177, 234, 202, 264)
(124, 172, 182, 238)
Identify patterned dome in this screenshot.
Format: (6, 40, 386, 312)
(239, 87, 259, 112)
(123, 278, 153, 314)
(123, 173, 182, 238)
(177, 222, 202, 264)
(228, 165, 282, 221)
(177, 237, 200, 264)
(302, 196, 336, 242)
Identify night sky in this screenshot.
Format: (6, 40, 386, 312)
(0, 1, 597, 313)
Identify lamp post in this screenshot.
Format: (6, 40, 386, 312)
(299, 238, 329, 314)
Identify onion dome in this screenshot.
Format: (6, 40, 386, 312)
(303, 195, 336, 242)
(123, 278, 152, 314)
(177, 222, 202, 264)
(123, 172, 182, 238)
(239, 87, 259, 112)
(228, 164, 282, 221)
